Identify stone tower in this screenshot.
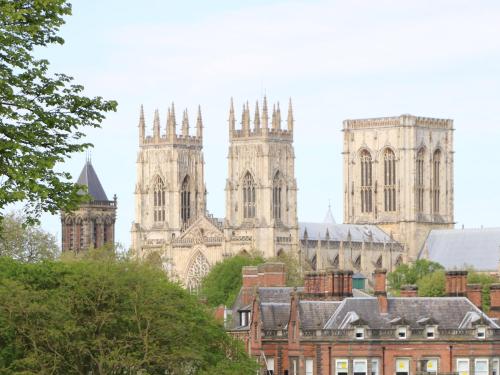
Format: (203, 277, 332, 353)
(343, 114, 454, 260)
(131, 104, 205, 258)
(225, 97, 299, 257)
(61, 159, 117, 251)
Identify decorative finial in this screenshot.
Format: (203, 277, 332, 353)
(254, 100, 260, 130)
(182, 109, 189, 136)
(229, 98, 235, 138)
(153, 109, 160, 140)
(139, 105, 145, 142)
(271, 104, 277, 130)
(276, 102, 281, 130)
(262, 96, 269, 130)
(196, 105, 203, 138)
(287, 97, 293, 132)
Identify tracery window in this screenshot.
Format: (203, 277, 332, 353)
(432, 150, 441, 213)
(360, 150, 373, 213)
(181, 176, 191, 224)
(186, 252, 210, 293)
(416, 148, 425, 212)
(272, 172, 282, 220)
(383, 148, 396, 212)
(153, 176, 165, 223)
(243, 172, 256, 219)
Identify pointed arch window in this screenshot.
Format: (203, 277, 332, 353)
(243, 172, 256, 219)
(383, 148, 396, 212)
(153, 176, 165, 223)
(272, 172, 282, 220)
(432, 150, 441, 213)
(186, 252, 210, 293)
(360, 150, 373, 213)
(416, 148, 425, 212)
(181, 176, 191, 224)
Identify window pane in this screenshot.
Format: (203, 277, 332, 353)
(306, 359, 314, 375)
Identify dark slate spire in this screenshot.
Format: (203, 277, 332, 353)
(76, 159, 109, 201)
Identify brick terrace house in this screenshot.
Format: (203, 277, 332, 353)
(226, 264, 500, 375)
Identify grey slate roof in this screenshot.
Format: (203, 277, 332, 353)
(418, 227, 500, 272)
(261, 303, 290, 329)
(76, 161, 109, 201)
(299, 301, 341, 329)
(299, 222, 396, 243)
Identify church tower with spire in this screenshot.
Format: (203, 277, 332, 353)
(61, 158, 117, 251)
(225, 97, 299, 257)
(131, 104, 206, 261)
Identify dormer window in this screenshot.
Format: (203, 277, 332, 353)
(397, 327, 407, 339)
(239, 310, 250, 327)
(426, 326, 436, 339)
(355, 327, 365, 340)
(476, 326, 486, 339)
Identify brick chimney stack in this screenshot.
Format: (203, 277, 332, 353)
(489, 284, 500, 319)
(374, 269, 388, 314)
(466, 284, 482, 309)
(303, 269, 353, 300)
(445, 271, 468, 296)
(240, 263, 286, 305)
(400, 284, 418, 297)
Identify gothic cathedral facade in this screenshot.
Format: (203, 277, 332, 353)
(343, 114, 454, 260)
(131, 98, 299, 290)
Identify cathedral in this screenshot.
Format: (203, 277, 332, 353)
(131, 98, 299, 291)
(130, 99, 454, 290)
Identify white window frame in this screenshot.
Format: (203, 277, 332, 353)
(289, 357, 298, 375)
(355, 327, 365, 340)
(492, 358, 499, 375)
(336, 359, 349, 375)
(305, 358, 314, 375)
(476, 326, 486, 339)
(395, 358, 410, 375)
(397, 326, 407, 339)
(423, 358, 438, 374)
(266, 357, 274, 375)
(457, 358, 470, 375)
(426, 326, 436, 339)
(474, 358, 489, 375)
(371, 359, 380, 375)
(353, 359, 368, 375)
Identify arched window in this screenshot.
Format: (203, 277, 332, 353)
(243, 172, 256, 219)
(153, 176, 165, 223)
(272, 172, 282, 220)
(181, 176, 191, 224)
(416, 148, 425, 212)
(433, 150, 441, 213)
(186, 252, 210, 293)
(360, 150, 373, 213)
(383, 148, 396, 212)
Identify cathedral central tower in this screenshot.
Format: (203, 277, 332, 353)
(225, 97, 299, 257)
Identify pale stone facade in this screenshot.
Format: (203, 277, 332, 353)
(343, 114, 454, 260)
(131, 98, 298, 290)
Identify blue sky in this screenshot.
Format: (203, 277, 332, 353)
(32, 0, 500, 249)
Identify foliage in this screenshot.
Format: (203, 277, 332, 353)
(417, 269, 446, 297)
(269, 250, 309, 287)
(200, 253, 264, 308)
(0, 0, 117, 224)
(388, 259, 444, 292)
(0, 256, 257, 374)
(0, 211, 58, 262)
(468, 271, 498, 311)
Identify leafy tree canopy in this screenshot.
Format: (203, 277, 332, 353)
(0, 256, 257, 374)
(388, 259, 444, 293)
(0, 0, 117, 224)
(0, 211, 58, 262)
(269, 250, 310, 287)
(417, 269, 446, 297)
(200, 253, 264, 308)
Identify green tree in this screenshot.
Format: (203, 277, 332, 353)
(200, 253, 264, 307)
(467, 270, 498, 311)
(269, 250, 310, 287)
(0, 256, 257, 374)
(0, 211, 58, 262)
(0, 0, 117, 224)
(388, 259, 444, 293)
(417, 269, 446, 297)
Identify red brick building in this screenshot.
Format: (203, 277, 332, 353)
(227, 265, 500, 375)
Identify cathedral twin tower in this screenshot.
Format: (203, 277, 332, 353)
(131, 98, 299, 290)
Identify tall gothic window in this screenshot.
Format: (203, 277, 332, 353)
(416, 148, 425, 212)
(181, 176, 191, 224)
(433, 150, 441, 213)
(243, 172, 256, 219)
(383, 148, 396, 212)
(186, 252, 210, 293)
(153, 176, 165, 223)
(272, 172, 282, 220)
(360, 150, 373, 213)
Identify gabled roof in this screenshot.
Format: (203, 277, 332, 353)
(419, 227, 500, 271)
(76, 161, 109, 201)
(299, 222, 396, 243)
